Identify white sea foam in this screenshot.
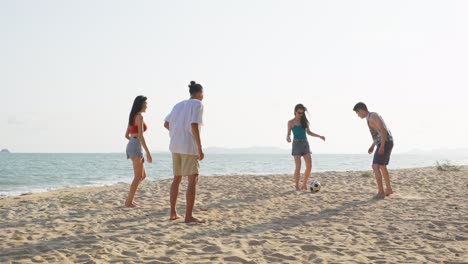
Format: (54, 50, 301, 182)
(1, 153, 467, 196)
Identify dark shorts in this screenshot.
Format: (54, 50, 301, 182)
(373, 141, 394, 165)
(292, 140, 311, 156)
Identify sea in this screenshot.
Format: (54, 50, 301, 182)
(1, 152, 467, 197)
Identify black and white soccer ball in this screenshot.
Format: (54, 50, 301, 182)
(310, 181, 321, 193)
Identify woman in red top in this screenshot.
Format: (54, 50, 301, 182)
(124, 95, 152, 207)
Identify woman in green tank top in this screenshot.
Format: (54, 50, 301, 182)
(286, 104, 326, 192)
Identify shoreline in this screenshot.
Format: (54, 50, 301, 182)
(1, 166, 467, 263)
(2, 164, 467, 198)
(1, 164, 466, 198)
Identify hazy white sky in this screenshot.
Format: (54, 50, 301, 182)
(1, 0, 467, 153)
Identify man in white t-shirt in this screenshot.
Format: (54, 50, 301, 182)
(164, 81, 205, 224)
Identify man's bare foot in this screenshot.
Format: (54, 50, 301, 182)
(301, 185, 308, 191)
(373, 193, 385, 199)
(385, 190, 394, 196)
(170, 214, 183, 220)
(184, 217, 205, 224)
(124, 200, 141, 207)
(294, 186, 301, 194)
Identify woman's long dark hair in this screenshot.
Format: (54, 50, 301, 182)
(128, 95, 147, 126)
(294, 104, 309, 129)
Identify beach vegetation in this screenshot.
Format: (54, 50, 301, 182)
(360, 171, 373, 177)
(435, 160, 461, 172)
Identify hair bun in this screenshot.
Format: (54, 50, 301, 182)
(190, 81, 196, 86)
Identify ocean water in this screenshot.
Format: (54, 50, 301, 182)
(0, 152, 467, 196)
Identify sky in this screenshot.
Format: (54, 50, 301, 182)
(1, 0, 467, 154)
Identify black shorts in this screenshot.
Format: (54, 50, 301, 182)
(373, 141, 394, 165)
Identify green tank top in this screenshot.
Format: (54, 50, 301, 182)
(292, 124, 307, 140)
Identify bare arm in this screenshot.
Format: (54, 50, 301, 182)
(370, 115, 387, 147)
(369, 115, 387, 155)
(164, 121, 169, 130)
(368, 141, 376, 154)
(136, 115, 152, 162)
(191, 123, 204, 160)
(124, 127, 130, 140)
(286, 120, 292, 142)
(306, 128, 326, 141)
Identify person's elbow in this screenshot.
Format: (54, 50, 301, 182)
(379, 129, 388, 137)
(164, 121, 169, 130)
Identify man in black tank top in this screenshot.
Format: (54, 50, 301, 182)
(353, 102, 394, 199)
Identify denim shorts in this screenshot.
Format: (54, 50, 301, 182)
(126, 137, 143, 159)
(292, 139, 311, 156)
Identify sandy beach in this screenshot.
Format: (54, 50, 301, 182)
(0, 166, 467, 263)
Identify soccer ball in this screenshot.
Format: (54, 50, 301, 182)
(310, 181, 321, 193)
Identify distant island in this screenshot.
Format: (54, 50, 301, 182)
(404, 148, 468, 156)
(0, 149, 10, 153)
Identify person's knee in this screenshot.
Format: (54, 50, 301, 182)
(187, 175, 199, 186)
(372, 164, 381, 171)
(173, 176, 182, 184)
(133, 176, 143, 183)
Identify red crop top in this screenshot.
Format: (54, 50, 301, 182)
(128, 115, 147, 134)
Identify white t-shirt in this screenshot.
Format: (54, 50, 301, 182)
(165, 99, 204, 155)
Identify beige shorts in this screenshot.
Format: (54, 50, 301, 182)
(172, 153, 200, 176)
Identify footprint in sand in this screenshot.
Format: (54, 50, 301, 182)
(395, 193, 425, 200)
(202, 245, 222, 253)
(301, 245, 321, 251)
(223, 256, 250, 263)
(248, 240, 267, 246)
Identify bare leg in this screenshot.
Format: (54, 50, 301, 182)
(125, 157, 143, 207)
(302, 154, 312, 190)
(140, 164, 147, 182)
(134, 163, 147, 206)
(170, 176, 183, 220)
(185, 174, 204, 223)
(381, 166, 393, 196)
(372, 164, 385, 198)
(293, 155, 302, 191)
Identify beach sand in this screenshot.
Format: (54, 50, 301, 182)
(1, 166, 467, 263)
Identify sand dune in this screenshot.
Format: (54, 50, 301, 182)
(1, 166, 467, 263)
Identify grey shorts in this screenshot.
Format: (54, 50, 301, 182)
(292, 140, 311, 156)
(126, 137, 143, 159)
